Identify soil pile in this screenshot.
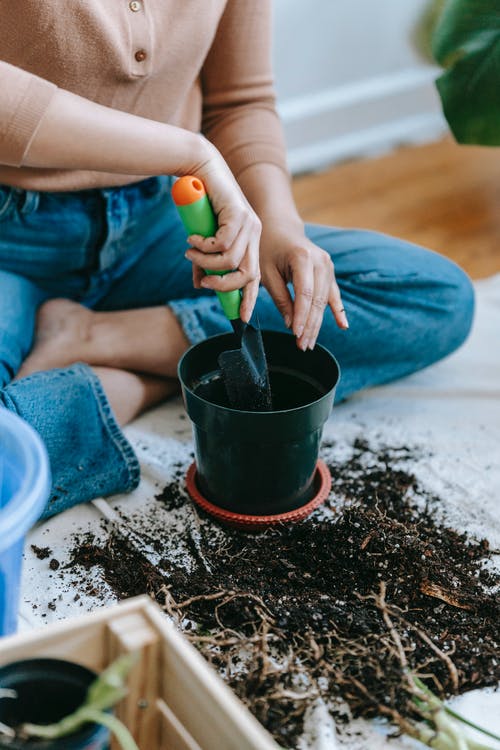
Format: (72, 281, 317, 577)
(69, 440, 500, 747)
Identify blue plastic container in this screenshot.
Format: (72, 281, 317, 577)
(0, 409, 51, 636)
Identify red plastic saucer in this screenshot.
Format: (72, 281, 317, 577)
(185, 459, 331, 531)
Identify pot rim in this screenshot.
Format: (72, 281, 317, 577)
(178, 331, 341, 417)
(0, 658, 107, 748)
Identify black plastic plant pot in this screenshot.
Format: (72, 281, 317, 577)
(178, 330, 340, 517)
(0, 659, 109, 750)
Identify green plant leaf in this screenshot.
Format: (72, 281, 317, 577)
(413, 0, 447, 63)
(85, 653, 137, 711)
(431, 0, 500, 145)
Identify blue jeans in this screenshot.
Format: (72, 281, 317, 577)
(0, 176, 474, 519)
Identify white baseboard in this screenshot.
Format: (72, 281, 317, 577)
(286, 112, 448, 174)
(277, 66, 449, 175)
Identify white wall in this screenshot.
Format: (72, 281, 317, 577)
(272, 0, 447, 174)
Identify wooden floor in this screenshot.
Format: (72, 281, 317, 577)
(292, 138, 500, 279)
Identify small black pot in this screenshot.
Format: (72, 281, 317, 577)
(178, 330, 340, 515)
(0, 659, 109, 750)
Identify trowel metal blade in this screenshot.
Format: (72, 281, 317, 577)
(218, 323, 272, 411)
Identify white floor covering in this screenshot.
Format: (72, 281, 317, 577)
(20, 275, 500, 749)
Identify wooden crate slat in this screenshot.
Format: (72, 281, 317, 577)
(107, 611, 162, 750)
(156, 698, 203, 750)
(145, 606, 279, 750)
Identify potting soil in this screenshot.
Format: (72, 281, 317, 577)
(194, 368, 325, 410)
(64, 439, 500, 748)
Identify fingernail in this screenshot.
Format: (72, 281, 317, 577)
(296, 325, 304, 338)
(184, 252, 192, 259)
(308, 340, 315, 351)
(300, 339, 308, 352)
(284, 314, 291, 329)
(200, 279, 209, 288)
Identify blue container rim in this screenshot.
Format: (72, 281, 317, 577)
(0, 409, 51, 554)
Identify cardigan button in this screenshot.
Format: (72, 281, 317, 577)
(134, 49, 147, 62)
(129, 1, 142, 11)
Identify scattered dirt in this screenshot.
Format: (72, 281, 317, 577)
(49, 558, 60, 571)
(30, 545, 51, 560)
(68, 440, 500, 747)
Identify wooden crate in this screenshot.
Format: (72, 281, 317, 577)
(0, 597, 279, 750)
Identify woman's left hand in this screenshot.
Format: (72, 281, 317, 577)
(260, 221, 349, 351)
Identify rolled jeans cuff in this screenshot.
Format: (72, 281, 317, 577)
(1, 363, 140, 519)
(169, 296, 232, 345)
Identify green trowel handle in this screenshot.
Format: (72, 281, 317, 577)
(174, 187, 241, 322)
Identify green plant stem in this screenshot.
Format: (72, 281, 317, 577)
(414, 722, 457, 750)
(81, 708, 139, 750)
(411, 676, 499, 750)
(444, 706, 500, 743)
(23, 711, 85, 739)
(435, 712, 468, 750)
(415, 717, 497, 750)
(466, 742, 500, 750)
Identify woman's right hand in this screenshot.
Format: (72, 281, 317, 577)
(183, 140, 262, 323)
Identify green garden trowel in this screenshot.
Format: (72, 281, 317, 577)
(172, 176, 272, 411)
